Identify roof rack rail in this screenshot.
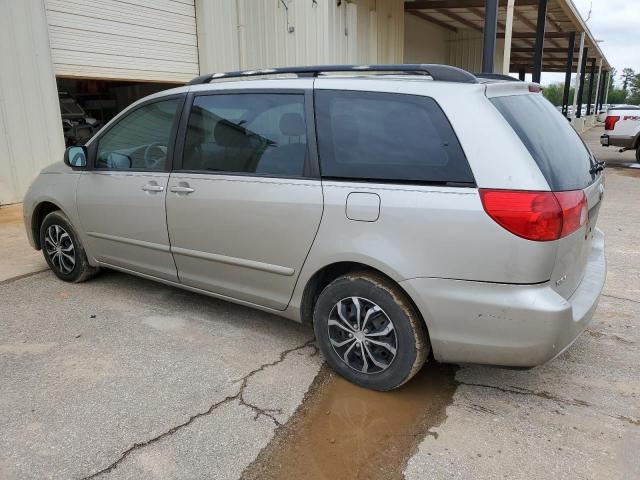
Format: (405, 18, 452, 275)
(474, 73, 521, 82)
(187, 64, 479, 85)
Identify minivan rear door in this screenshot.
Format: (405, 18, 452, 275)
(490, 92, 603, 299)
(165, 89, 323, 310)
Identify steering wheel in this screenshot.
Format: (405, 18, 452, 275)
(143, 142, 167, 170)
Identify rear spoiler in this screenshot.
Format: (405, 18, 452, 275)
(485, 82, 542, 98)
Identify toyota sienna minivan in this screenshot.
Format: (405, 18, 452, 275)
(23, 65, 606, 390)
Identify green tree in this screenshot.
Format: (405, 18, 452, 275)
(621, 68, 636, 90)
(627, 73, 640, 105)
(542, 82, 574, 107)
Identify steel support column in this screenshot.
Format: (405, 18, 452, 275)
(598, 71, 608, 111)
(518, 68, 526, 81)
(482, 0, 499, 73)
(586, 58, 596, 115)
(593, 59, 603, 113)
(561, 31, 576, 117)
(532, 0, 548, 83)
(576, 46, 588, 118)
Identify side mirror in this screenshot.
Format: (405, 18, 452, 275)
(64, 146, 87, 168)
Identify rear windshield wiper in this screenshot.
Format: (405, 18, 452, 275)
(590, 160, 606, 174)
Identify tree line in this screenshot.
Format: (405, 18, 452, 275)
(542, 67, 640, 107)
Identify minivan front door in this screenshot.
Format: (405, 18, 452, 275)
(77, 96, 183, 281)
(166, 91, 322, 310)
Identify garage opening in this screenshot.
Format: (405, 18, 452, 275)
(56, 78, 179, 147)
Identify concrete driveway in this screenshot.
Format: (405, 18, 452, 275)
(1, 125, 638, 480)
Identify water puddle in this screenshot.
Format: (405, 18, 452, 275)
(242, 362, 458, 480)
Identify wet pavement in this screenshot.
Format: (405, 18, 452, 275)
(0, 125, 638, 479)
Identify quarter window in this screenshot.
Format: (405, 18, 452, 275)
(96, 98, 181, 171)
(314, 90, 473, 184)
(182, 94, 308, 176)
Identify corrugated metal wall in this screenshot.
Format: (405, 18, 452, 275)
(0, 0, 65, 205)
(197, 0, 404, 74)
(44, 0, 199, 82)
(447, 30, 505, 74)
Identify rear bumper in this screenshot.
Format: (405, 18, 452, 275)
(401, 229, 606, 367)
(600, 134, 634, 149)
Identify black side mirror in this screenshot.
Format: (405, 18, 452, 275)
(64, 146, 87, 168)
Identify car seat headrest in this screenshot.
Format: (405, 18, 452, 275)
(280, 113, 305, 136)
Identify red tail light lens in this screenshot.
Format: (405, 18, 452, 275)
(479, 189, 587, 241)
(604, 115, 620, 131)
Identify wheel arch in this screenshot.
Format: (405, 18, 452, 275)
(299, 261, 431, 341)
(31, 201, 65, 250)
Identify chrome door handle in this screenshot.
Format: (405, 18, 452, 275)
(142, 184, 164, 192)
(169, 186, 195, 194)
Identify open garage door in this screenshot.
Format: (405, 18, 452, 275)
(44, 0, 199, 83)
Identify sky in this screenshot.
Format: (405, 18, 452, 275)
(537, 0, 640, 86)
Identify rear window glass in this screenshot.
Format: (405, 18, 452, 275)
(491, 94, 595, 191)
(315, 90, 474, 184)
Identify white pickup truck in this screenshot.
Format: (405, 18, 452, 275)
(600, 105, 640, 162)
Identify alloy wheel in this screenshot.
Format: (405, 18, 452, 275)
(327, 296, 397, 374)
(44, 224, 76, 275)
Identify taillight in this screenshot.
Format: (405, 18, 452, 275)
(604, 115, 620, 131)
(479, 189, 587, 241)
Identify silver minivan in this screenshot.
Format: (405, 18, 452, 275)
(23, 65, 606, 391)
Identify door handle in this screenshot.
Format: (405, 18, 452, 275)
(142, 183, 164, 192)
(169, 186, 195, 194)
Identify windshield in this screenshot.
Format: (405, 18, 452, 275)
(491, 94, 595, 191)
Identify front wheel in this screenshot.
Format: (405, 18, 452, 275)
(40, 211, 99, 283)
(636, 145, 640, 163)
(313, 271, 429, 391)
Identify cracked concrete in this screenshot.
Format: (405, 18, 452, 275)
(0, 268, 322, 480)
(81, 341, 318, 479)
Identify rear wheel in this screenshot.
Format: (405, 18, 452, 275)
(636, 145, 640, 163)
(313, 271, 429, 391)
(40, 211, 99, 283)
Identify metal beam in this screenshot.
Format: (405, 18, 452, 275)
(532, 0, 548, 83)
(405, 0, 538, 10)
(482, 0, 499, 73)
(561, 32, 575, 117)
(407, 11, 458, 32)
(511, 47, 579, 53)
(586, 58, 596, 115)
(437, 9, 482, 31)
(497, 31, 569, 38)
(576, 45, 588, 118)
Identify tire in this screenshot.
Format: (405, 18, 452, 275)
(636, 146, 640, 163)
(40, 211, 99, 283)
(313, 271, 429, 391)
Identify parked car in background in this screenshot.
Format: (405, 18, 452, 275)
(24, 65, 606, 390)
(600, 105, 640, 162)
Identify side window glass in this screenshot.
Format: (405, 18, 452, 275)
(96, 98, 181, 171)
(182, 94, 307, 176)
(314, 90, 474, 184)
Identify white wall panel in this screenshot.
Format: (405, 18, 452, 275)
(197, 0, 404, 75)
(448, 30, 504, 74)
(45, 0, 199, 82)
(0, 0, 65, 204)
(404, 12, 449, 64)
